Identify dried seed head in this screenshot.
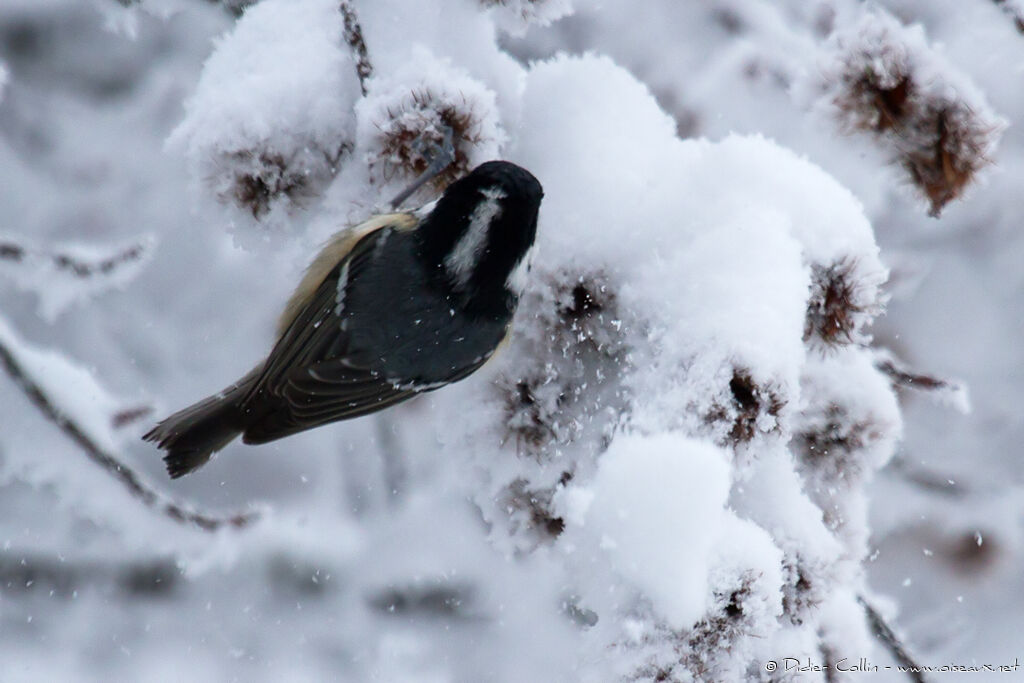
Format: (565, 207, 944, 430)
(372, 89, 486, 190)
(795, 403, 880, 484)
(358, 53, 506, 198)
(823, 11, 1004, 216)
(624, 575, 762, 682)
(501, 272, 627, 456)
(901, 103, 996, 216)
(804, 258, 875, 348)
(705, 369, 784, 446)
(215, 144, 350, 219)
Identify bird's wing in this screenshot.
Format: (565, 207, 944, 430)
(240, 221, 491, 445)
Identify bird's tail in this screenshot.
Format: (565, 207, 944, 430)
(143, 368, 259, 479)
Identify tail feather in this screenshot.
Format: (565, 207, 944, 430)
(144, 368, 259, 478)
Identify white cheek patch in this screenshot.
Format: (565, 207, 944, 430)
(505, 244, 534, 296)
(445, 186, 505, 288)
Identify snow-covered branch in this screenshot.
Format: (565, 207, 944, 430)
(0, 319, 258, 532)
(339, 0, 372, 95)
(0, 234, 153, 321)
(858, 595, 929, 683)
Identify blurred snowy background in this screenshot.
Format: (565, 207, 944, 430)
(1, 0, 1021, 681)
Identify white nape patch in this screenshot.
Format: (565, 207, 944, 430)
(444, 186, 505, 288)
(333, 261, 350, 318)
(506, 244, 535, 296)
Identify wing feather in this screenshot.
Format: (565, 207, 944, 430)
(241, 223, 419, 444)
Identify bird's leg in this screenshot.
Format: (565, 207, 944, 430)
(389, 125, 457, 209)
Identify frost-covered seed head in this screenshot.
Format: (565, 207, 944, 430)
(804, 259, 872, 348)
(901, 103, 995, 217)
(227, 152, 298, 219)
(217, 144, 350, 219)
(833, 60, 914, 133)
(624, 576, 761, 682)
(825, 11, 1003, 216)
(372, 89, 488, 190)
(500, 478, 567, 545)
(705, 370, 784, 446)
(795, 403, 879, 484)
(500, 273, 627, 456)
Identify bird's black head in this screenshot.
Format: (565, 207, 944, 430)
(417, 160, 543, 318)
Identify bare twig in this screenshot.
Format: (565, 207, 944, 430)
(0, 237, 149, 279)
(857, 595, 928, 683)
(0, 332, 258, 532)
(112, 405, 155, 429)
(875, 358, 951, 392)
(819, 643, 840, 683)
(340, 1, 373, 95)
(874, 354, 969, 413)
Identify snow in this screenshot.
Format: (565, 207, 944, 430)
(2, 0, 1021, 680)
(560, 433, 731, 629)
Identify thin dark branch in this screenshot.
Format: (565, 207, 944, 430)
(875, 358, 953, 392)
(858, 595, 928, 683)
(874, 355, 968, 413)
(819, 643, 839, 683)
(52, 244, 147, 278)
(340, 0, 373, 96)
(112, 405, 155, 429)
(0, 238, 149, 279)
(0, 332, 258, 532)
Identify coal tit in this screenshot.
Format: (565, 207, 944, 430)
(145, 160, 543, 478)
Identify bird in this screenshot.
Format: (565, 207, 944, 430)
(144, 160, 543, 478)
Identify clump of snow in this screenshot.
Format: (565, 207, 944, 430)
(560, 433, 731, 629)
(168, 0, 361, 223)
(430, 52, 898, 678)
